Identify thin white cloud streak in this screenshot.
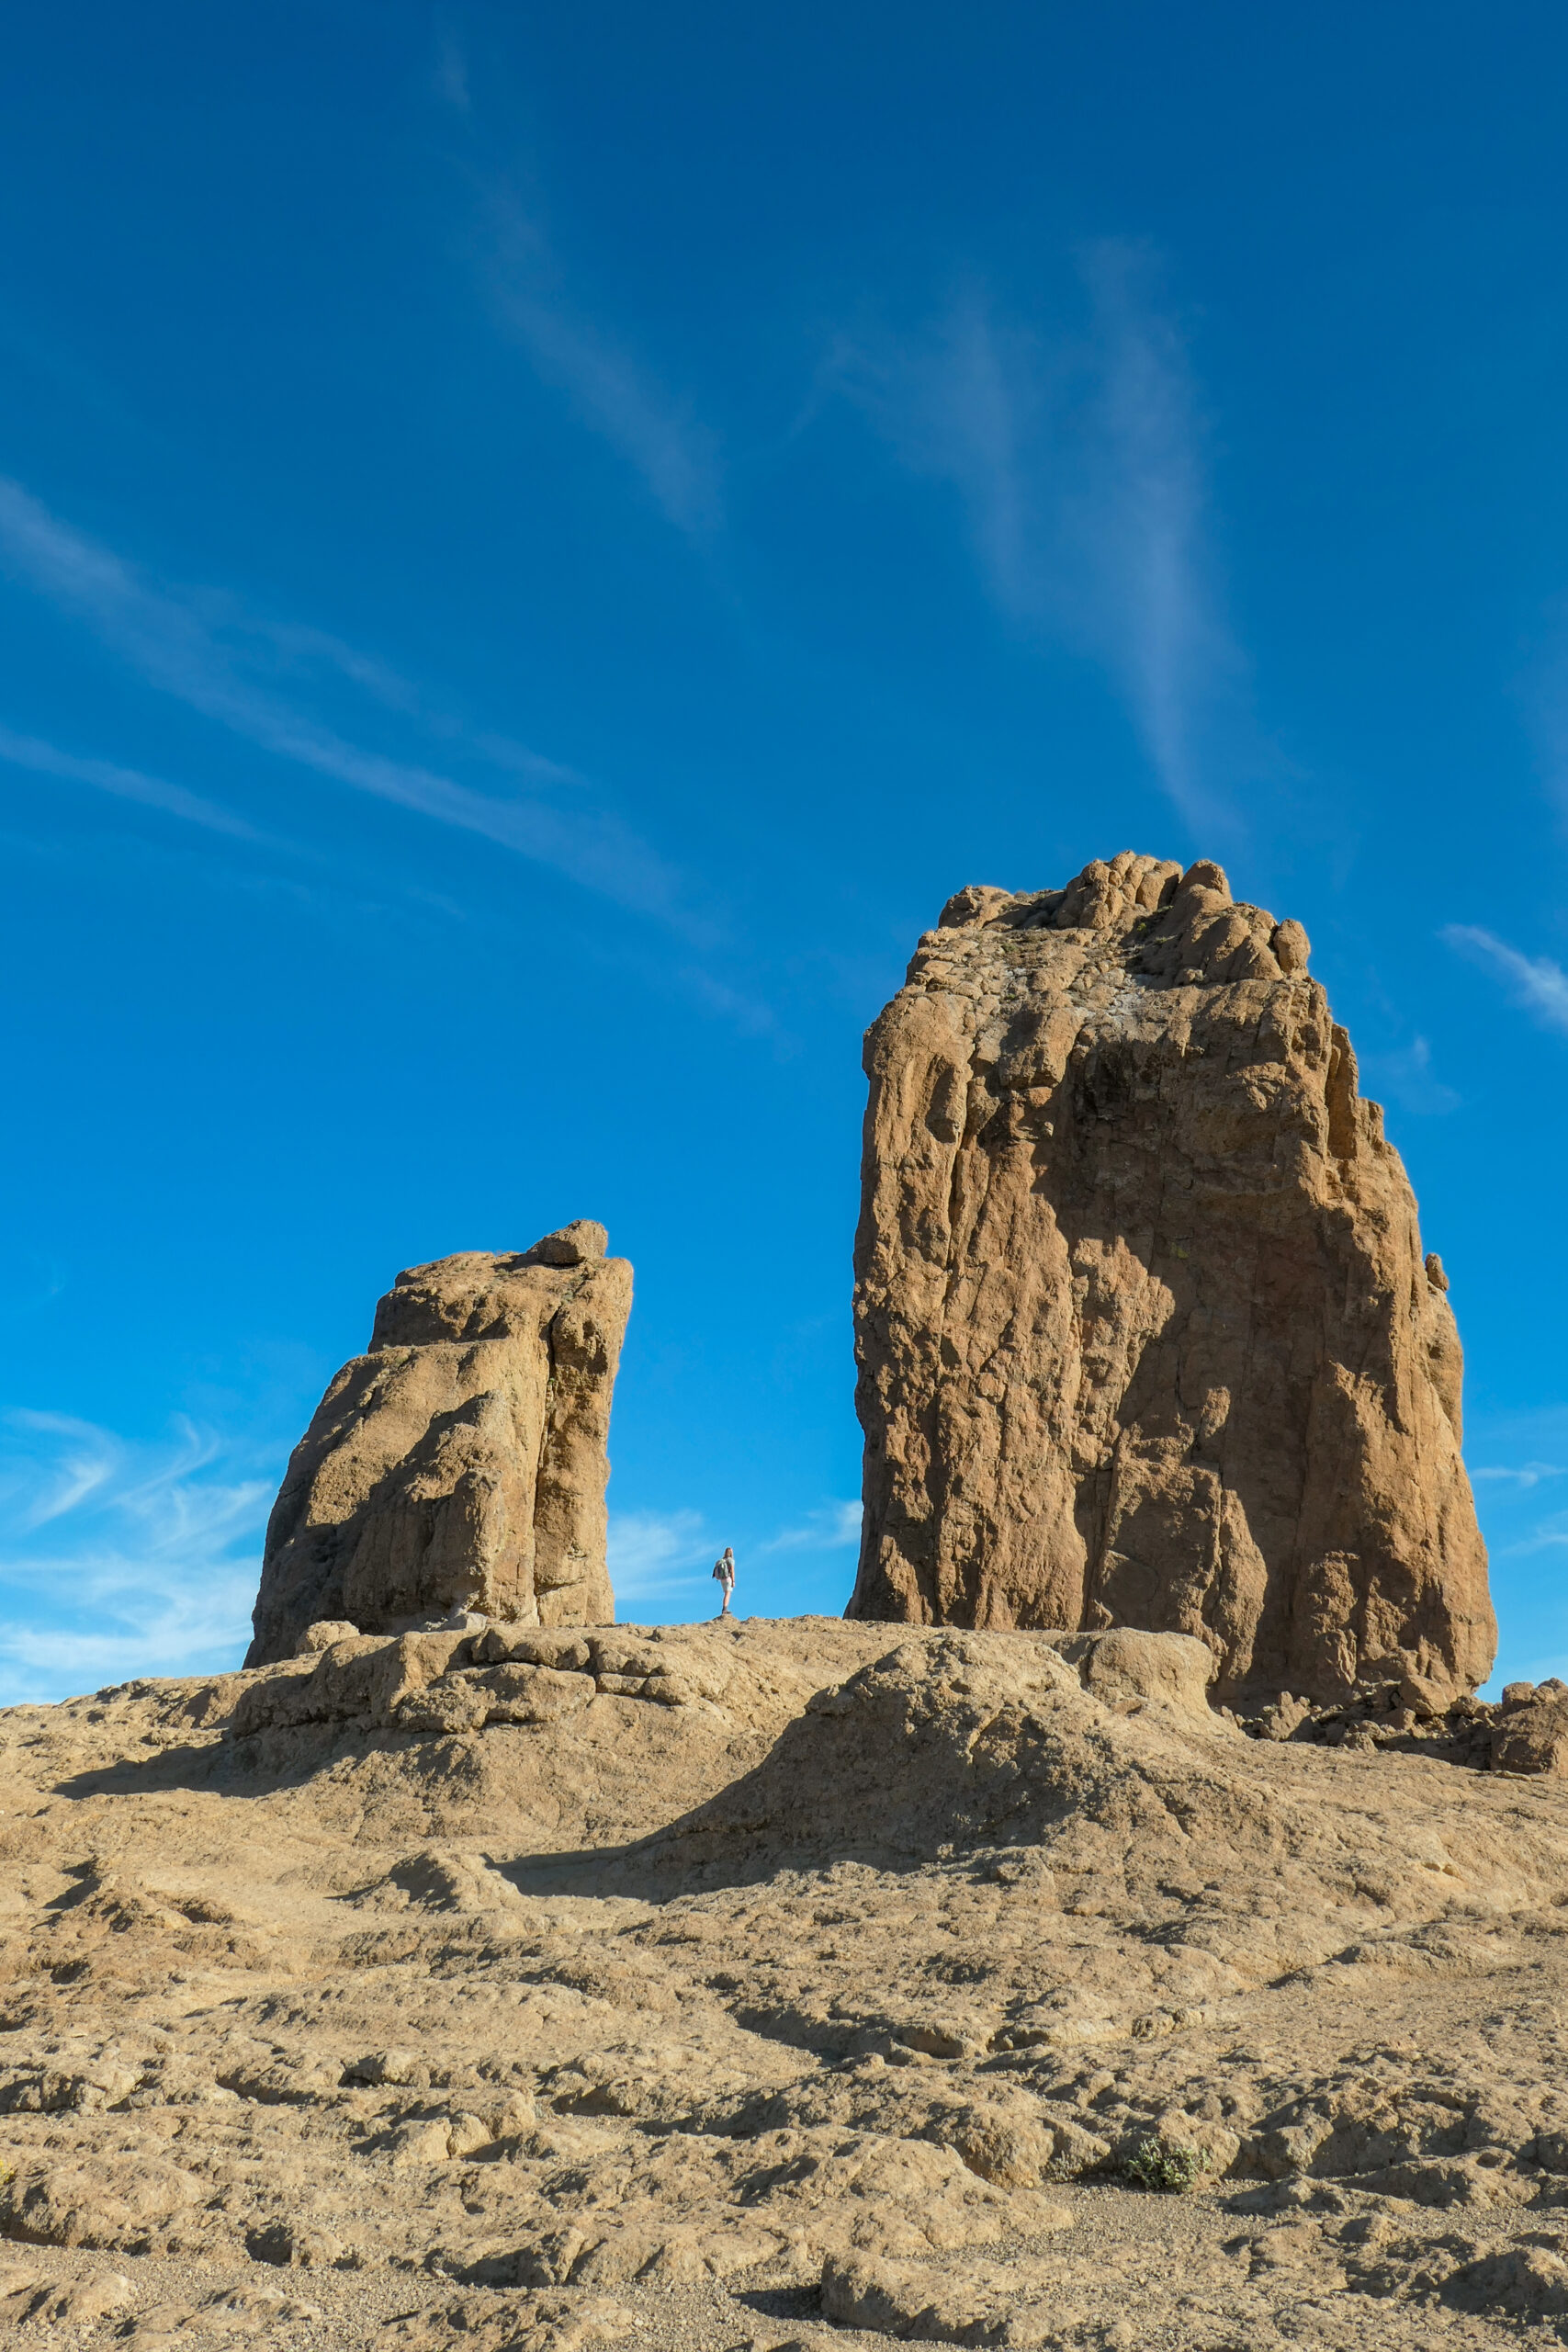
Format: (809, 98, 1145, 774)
(1472, 1464, 1567, 1487)
(0, 1578, 255, 1690)
(434, 28, 470, 112)
(254, 617, 580, 786)
(0, 719, 265, 841)
(1, 1408, 121, 1528)
(825, 244, 1244, 827)
(1359, 1034, 1461, 1118)
(760, 1499, 863, 1555)
(0, 479, 690, 923)
(606, 1509, 713, 1602)
(820, 300, 1034, 609)
(1082, 246, 1245, 826)
(0, 1409, 268, 1704)
(483, 198, 721, 537)
(1442, 924, 1568, 1035)
(676, 965, 784, 1041)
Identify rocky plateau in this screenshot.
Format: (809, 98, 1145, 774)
(1, 1617, 1568, 2352)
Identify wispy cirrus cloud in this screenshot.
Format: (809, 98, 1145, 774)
(606, 1509, 714, 1608)
(1461, 1404, 1568, 1690)
(0, 719, 268, 842)
(1442, 923, 1568, 1034)
(1359, 1034, 1461, 1117)
(759, 1499, 863, 1555)
(606, 1500, 863, 1621)
(823, 243, 1247, 827)
(431, 28, 719, 534)
(434, 25, 470, 112)
(480, 196, 721, 537)
(0, 1409, 269, 1705)
(1500, 1528, 1568, 1557)
(0, 477, 693, 923)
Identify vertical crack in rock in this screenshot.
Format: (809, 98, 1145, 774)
(245, 1221, 629, 1663)
(848, 852, 1495, 1703)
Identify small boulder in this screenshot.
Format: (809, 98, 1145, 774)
(525, 1220, 608, 1267)
(1493, 1695, 1568, 1778)
(1397, 1669, 1449, 1721)
(295, 1620, 359, 1656)
(1064, 1628, 1225, 1725)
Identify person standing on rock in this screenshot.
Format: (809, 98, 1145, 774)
(712, 1546, 736, 1617)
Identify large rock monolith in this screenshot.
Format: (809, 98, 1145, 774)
(245, 1223, 629, 1665)
(847, 854, 1495, 1702)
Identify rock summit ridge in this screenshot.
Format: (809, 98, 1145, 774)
(849, 851, 1495, 1702)
(245, 1226, 630, 1666)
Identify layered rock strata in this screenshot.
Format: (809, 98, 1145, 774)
(848, 852, 1495, 1702)
(245, 1223, 629, 1665)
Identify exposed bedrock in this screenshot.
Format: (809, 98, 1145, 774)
(847, 852, 1495, 1702)
(245, 1224, 630, 1666)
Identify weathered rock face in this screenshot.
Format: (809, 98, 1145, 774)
(245, 1223, 630, 1665)
(848, 852, 1495, 1702)
(1494, 1681, 1568, 1778)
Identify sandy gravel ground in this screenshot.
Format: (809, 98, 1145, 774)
(0, 1615, 1565, 2350)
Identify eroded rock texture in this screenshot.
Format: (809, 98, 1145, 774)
(849, 852, 1495, 1701)
(5, 1617, 1568, 2349)
(246, 1223, 629, 1664)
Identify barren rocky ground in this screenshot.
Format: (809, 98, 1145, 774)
(1, 1616, 1567, 2349)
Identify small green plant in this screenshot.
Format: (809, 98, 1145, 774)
(1122, 2134, 1212, 2193)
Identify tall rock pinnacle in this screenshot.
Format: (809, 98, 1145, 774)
(847, 853, 1495, 1701)
(246, 1224, 629, 1665)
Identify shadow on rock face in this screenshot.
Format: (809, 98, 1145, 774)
(493, 1630, 1259, 1901)
(48, 1623, 1269, 1906)
(53, 1619, 1474, 1926)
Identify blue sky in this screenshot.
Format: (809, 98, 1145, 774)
(3, 1, 1568, 1701)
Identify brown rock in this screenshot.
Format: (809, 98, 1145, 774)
(938, 2105, 1058, 2187)
(0, 2155, 202, 2249)
(848, 852, 1495, 1702)
(1396, 1668, 1449, 1721)
(382, 2292, 636, 2352)
(819, 2246, 1068, 2344)
(245, 1228, 631, 1664)
(1493, 1694, 1568, 1777)
(296, 1620, 360, 1656)
(1059, 1624, 1222, 1721)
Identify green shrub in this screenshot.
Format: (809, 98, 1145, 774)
(1122, 2134, 1211, 2193)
